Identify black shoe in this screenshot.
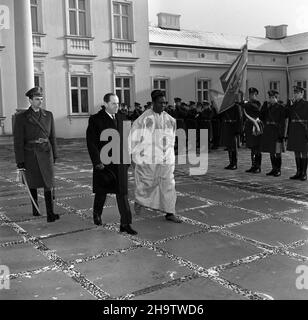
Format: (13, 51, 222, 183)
(33, 210, 41, 217)
(246, 167, 255, 173)
(93, 212, 102, 226)
(300, 174, 307, 181)
(290, 173, 301, 180)
(47, 213, 59, 223)
(120, 224, 138, 235)
(273, 170, 281, 177)
(165, 214, 182, 223)
(266, 169, 275, 176)
(251, 167, 261, 174)
(224, 164, 233, 170)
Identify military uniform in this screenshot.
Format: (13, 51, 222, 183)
(260, 91, 286, 176)
(286, 86, 308, 181)
(243, 87, 263, 173)
(13, 87, 59, 222)
(221, 103, 242, 169)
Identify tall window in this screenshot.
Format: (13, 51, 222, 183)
(113, 2, 132, 40)
(115, 77, 131, 106)
(70, 76, 89, 114)
(153, 79, 168, 99)
(270, 81, 280, 92)
(68, 0, 87, 36)
(295, 80, 307, 100)
(30, 0, 39, 32)
(197, 79, 210, 103)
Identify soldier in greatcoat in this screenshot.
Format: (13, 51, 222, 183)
(286, 86, 308, 181)
(243, 87, 263, 173)
(13, 87, 59, 222)
(221, 102, 242, 170)
(260, 90, 286, 177)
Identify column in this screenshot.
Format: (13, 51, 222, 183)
(14, 0, 34, 110)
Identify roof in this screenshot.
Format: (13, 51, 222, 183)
(149, 26, 308, 53)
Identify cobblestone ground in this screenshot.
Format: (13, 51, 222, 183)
(0, 139, 308, 300)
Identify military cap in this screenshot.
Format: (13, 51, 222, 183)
(146, 101, 152, 106)
(134, 102, 141, 107)
(25, 86, 43, 99)
(189, 101, 196, 105)
(249, 87, 259, 95)
(151, 89, 165, 101)
(174, 97, 182, 102)
(268, 90, 279, 97)
(293, 85, 305, 93)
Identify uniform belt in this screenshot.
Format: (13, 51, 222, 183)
(291, 119, 308, 123)
(266, 121, 276, 125)
(27, 138, 49, 144)
(224, 120, 236, 123)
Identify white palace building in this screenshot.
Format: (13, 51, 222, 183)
(0, 0, 307, 138)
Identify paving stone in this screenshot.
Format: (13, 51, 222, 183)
(285, 209, 308, 225)
(60, 196, 94, 210)
(132, 216, 201, 241)
(234, 197, 305, 214)
(133, 277, 246, 300)
(176, 183, 252, 202)
(0, 196, 31, 207)
(0, 243, 50, 274)
(221, 255, 308, 300)
(161, 232, 261, 269)
(289, 243, 308, 257)
(19, 214, 94, 238)
(43, 229, 134, 261)
(76, 248, 191, 297)
(229, 219, 308, 246)
(181, 205, 257, 226)
(0, 270, 96, 300)
(176, 195, 208, 210)
(0, 225, 23, 244)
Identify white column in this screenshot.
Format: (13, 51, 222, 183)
(14, 0, 34, 110)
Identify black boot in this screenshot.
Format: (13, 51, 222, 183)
(300, 158, 307, 181)
(229, 151, 238, 170)
(224, 151, 233, 169)
(252, 153, 261, 173)
(273, 156, 281, 177)
(44, 190, 60, 223)
(246, 152, 256, 172)
(30, 188, 40, 216)
(290, 157, 301, 179)
(266, 155, 276, 176)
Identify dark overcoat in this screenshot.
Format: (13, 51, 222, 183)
(13, 107, 57, 189)
(86, 109, 129, 195)
(260, 102, 286, 153)
(243, 99, 262, 149)
(286, 99, 308, 152)
(221, 104, 242, 148)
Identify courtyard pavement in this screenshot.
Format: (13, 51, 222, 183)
(0, 138, 308, 300)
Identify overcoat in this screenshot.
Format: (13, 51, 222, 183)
(243, 99, 262, 149)
(86, 109, 129, 195)
(260, 101, 286, 153)
(286, 99, 308, 152)
(13, 107, 57, 189)
(221, 104, 242, 148)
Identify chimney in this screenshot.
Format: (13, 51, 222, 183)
(265, 25, 288, 39)
(157, 13, 181, 31)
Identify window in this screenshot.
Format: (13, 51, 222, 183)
(153, 79, 168, 99)
(115, 77, 131, 106)
(113, 2, 132, 40)
(70, 76, 90, 114)
(270, 81, 280, 92)
(197, 79, 210, 103)
(30, 0, 39, 32)
(295, 80, 307, 100)
(68, 0, 87, 36)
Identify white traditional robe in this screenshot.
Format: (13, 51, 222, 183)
(129, 109, 177, 214)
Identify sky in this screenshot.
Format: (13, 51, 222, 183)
(148, 0, 308, 37)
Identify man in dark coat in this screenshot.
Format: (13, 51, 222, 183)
(260, 90, 286, 177)
(13, 87, 59, 223)
(286, 86, 308, 181)
(243, 87, 263, 173)
(86, 93, 137, 235)
(221, 103, 242, 170)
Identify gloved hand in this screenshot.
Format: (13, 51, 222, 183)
(95, 163, 105, 170)
(17, 162, 25, 169)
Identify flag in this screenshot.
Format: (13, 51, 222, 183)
(211, 42, 248, 113)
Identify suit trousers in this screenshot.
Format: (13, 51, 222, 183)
(93, 193, 132, 225)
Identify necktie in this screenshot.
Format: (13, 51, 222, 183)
(112, 115, 117, 128)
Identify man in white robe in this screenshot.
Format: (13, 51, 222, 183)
(129, 90, 181, 223)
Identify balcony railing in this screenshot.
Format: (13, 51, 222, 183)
(111, 40, 136, 58)
(65, 36, 94, 57)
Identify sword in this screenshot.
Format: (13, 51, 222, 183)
(18, 169, 41, 214)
